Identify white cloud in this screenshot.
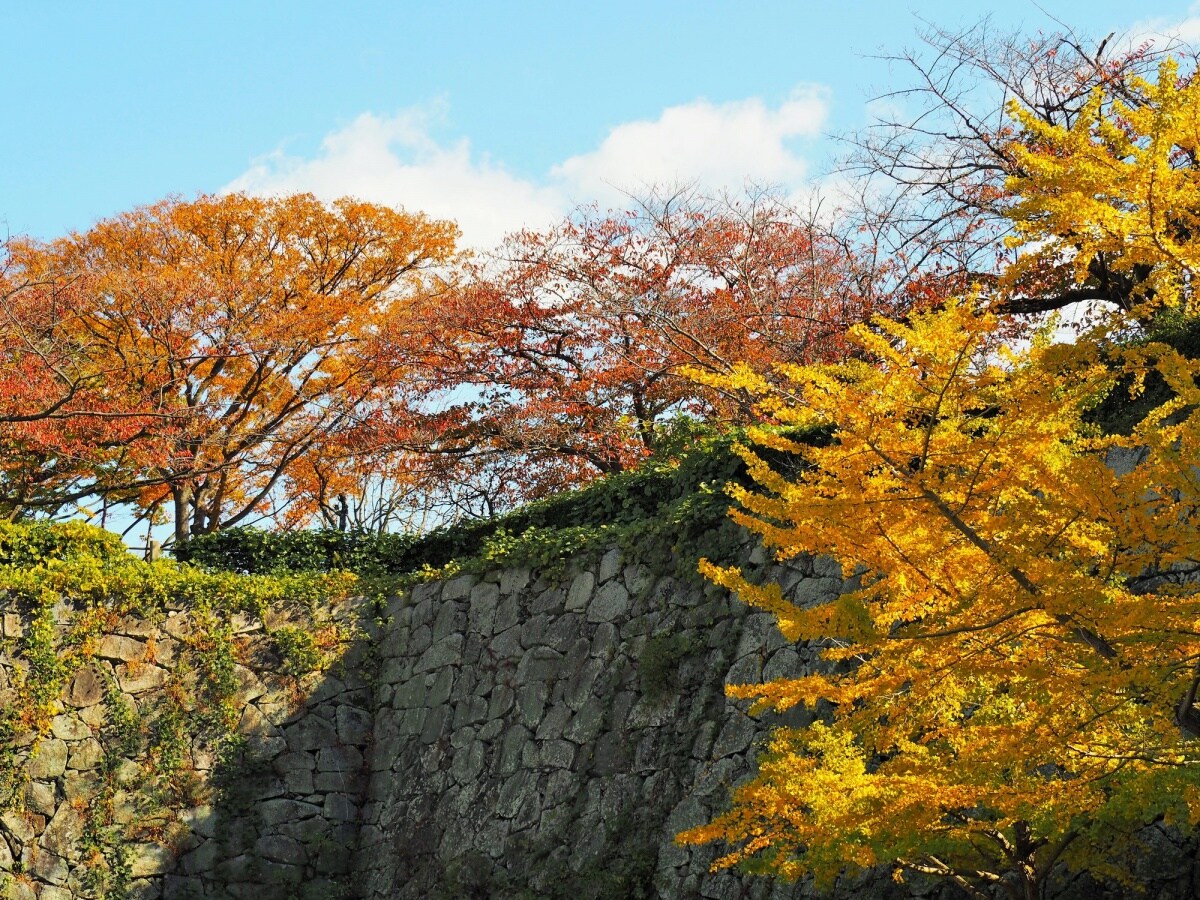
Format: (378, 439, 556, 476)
(224, 109, 564, 249)
(225, 88, 831, 248)
(551, 88, 829, 206)
(1128, 4, 1200, 50)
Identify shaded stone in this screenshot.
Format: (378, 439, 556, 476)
(415, 634, 464, 673)
(441, 574, 476, 601)
(317, 745, 363, 773)
(541, 739, 576, 769)
(468, 582, 500, 636)
(336, 704, 373, 745)
(67, 738, 104, 771)
(516, 646, 564, 683)
(565, 573, 595, 613)
(66, 665, 104, 707)
(324, 792, 360, 822)
(588, 580, 630, 623)
(598, 548, 623, 582)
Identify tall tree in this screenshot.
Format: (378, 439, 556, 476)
(681, 51, 1200, 898)
(6, 194, 458, 543)
(411, 188, 888, 508)
(683, 300, 1200, 898)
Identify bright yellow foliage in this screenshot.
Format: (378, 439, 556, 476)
(681, 300, 1200, 894)
(1006, 58, 1200, 315)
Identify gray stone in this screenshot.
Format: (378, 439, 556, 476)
(432, 598, 465, 642)
(498, 724, 530, 775)
(516, 646, 563, 683)
(450, 740, 487, 783)
(441, 574, 476, 601)
(39, 805, 83, 857)
(534, 703, 572, 741)
(287, 714, 340, 751)
(336, 704, 373, 745)
(468, 582, 501, 636)
(565, 571, 595, 611)
(494, 592, 521, 633)
(66, 665, 104, 707)
(711, 712, 756, 758)
(516, 683, 549, 727)
(27, 739, 67, 779)
(564, 697, 607, 743)
(258, 798, 322, 826)
(324, 792, 360, 822)
(317, 745, 363, 773)
(129, 842, 174, 876)
(588, 580, 630, 623)
(24, 780, 56, 817)
(541, 739, 576, 768)
(415, 634, 464, 673)
(67, 737, 104, 770)
(49, 714, 90, 741)
(598, 548, 623, 582)
(453, 695, 489, 729)
(96, 634, 146, 662)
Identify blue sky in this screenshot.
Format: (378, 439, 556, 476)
(5, 1, 1200, 247)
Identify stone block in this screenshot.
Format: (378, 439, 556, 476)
(129, 842, 174, 877)
(323, 792, 360, 822)
(587, 580, 630, 623)
(540, 739, 576, 769)
(516, 646, 563, 683)
(317, 745, 363, 773)
(65, 665, 104, 707)
(415, 634, 464, 673)
(441, 574, 476, 601)
(67, 737, 104, 771)
(27, 739, 67, 779)
(336, 704, 373, 745)
(49, 714, 90, 741)
(468, 582, 500, 636)
(598, 548, 623, 582)
(96, 634, 146, 662)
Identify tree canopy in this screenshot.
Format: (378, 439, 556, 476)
(680, 50, 1200, 900)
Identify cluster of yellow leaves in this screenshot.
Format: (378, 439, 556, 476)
(1006, 58, 1200, 314)
(681, 298, 1200, 887)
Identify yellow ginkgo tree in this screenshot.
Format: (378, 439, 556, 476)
(1003, 57, 1200, 316)
(680, 298, 1200, 899)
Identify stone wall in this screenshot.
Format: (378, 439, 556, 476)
(354, 540, 895, 900)
(0, 598, 375, 900)
(6, 530, 1200, 899)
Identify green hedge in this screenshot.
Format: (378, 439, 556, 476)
(176, 429, 815, 578)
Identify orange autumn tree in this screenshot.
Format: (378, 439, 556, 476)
(414, 188, 888, 507)
(6, 194, 457, 543)
(682, 300, 1200, 898)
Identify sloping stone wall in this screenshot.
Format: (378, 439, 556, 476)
(6, 529, 1200, 898)
(354, 541, 893, 900)
(0, 600, 375, 900)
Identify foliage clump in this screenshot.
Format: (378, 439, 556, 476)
(0, 521, 357, 896)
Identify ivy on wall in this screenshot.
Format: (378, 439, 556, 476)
(0, 522, 359, 898)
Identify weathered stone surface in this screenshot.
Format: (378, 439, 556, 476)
(49, 715, 90, 741)
(587, 580, 630, 623)
(39, 806, 83, 857)
(96, 634, 146, 662)
(65, 665, 104, 707)
(27, 739, 68, 779)
(115, 662, 169, 693)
